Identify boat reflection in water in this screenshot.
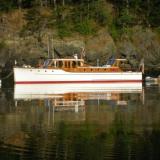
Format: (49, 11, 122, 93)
(2, 83, 143, 150)
(14, 83, 143, 117)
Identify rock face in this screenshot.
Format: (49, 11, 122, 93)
(131, 28, 160, 68)
(116, 27, 160, 75)
(117, 41, 139, 68)
(0, 10, 116, 67)
(0, 25, 160, 75)
(51, 39, 85, 58)
(85, 29, 116, 65)
(50, 29, 116, 66)
(0, 29, 116, 67)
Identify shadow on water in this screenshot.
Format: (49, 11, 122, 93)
(0, 84, 159, 160)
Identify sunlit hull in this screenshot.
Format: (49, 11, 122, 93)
(14, 68, 142, 84)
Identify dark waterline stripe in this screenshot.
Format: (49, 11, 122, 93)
(15, 80, 142, 84)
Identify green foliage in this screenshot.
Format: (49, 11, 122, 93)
(1, 0, 160, 38)
(155, 27, 160, 35)
(0, 40, 6, 50)
(52, 5, 73, 38)
(24, 8, 42, 33)
(109, 24, 121, 40)
(95, 9, 110, 26)
(21, 0, 34, 8)
(70, 0, 111, 35)
(74, 20, 96, 35)
(93, 1, 112, 27)
(148, 0, 160, 27)
(57, 22, 72, 38)
(22, 7, 50, 40)
(25, 9, 41, 34)
(0, 0, 15, 12)
(117, 9, 135, 28)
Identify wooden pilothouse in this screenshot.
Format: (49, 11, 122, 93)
(41, 58, 122, 72)
(39, 57, 135, 72)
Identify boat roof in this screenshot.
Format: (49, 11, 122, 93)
(115, 59, 127, 61)
(47, 58, 127, 63)
(49, 58, 84, 62)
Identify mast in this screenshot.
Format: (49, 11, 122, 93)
(47, 35, 50, 58)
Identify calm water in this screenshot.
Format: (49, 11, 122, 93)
(0, 83, 159, 160)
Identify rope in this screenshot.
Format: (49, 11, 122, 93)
(1, 70, 13, 80)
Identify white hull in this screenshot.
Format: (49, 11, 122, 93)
(14, 67, 142, 84)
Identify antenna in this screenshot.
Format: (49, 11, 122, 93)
(81, 47, 85, 59)
(47, 35, 50, 58)
(51, 37, 54, 59)
(139, 58, 144, 73)
(97, 59, 99, 67)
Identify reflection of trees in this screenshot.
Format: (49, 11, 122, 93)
(0, 118, 159, 159)
(111, 112, 134, 159)
(110, 112, 160, 160)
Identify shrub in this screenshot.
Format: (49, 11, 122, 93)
(109, 24, 120, 40)
(0, 40, 6, 50)
(117, 9, 135, 28)
(74, 19, 96, 35)
(0, 0, 14, 12)
(57, 22, 72, 38)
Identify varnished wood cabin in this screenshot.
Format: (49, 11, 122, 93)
(39, 58, 133, 72)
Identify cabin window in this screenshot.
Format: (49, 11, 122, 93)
(64, 61, 68, 68)
(72, 61, 76, 68)
(50, 61, 56, 68)
(58, 61, 63, 68)
(78, 61, 81, 66)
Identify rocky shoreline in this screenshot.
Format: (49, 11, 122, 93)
(1, 26, 160, 70)
(1, 22, 160, 86)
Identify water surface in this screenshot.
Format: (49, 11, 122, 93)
(0, 83, 159, 160)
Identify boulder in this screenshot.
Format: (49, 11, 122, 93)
(85, 29, 116, 65)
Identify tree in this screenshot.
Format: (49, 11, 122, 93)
(21, 0, 34, 8)
(23, 7, 49, 40)
(117, 9, 135, 28)
(148, 0, 160, 27)
(0, 0, 15, 12)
